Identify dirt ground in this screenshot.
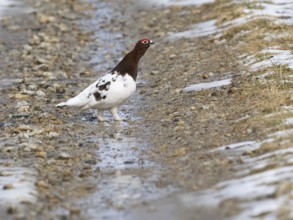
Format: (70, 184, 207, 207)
(1, 0, 292, 219)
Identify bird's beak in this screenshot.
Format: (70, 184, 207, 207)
(150, 40, 154, 44)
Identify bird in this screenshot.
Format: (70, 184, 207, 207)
(56, 38, 154, 122)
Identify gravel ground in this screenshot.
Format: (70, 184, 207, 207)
(1, 0, 292, 219)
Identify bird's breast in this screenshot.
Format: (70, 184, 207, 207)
(94, 74, 136, 109)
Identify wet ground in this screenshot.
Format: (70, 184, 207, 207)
(1, 0, 293, 220)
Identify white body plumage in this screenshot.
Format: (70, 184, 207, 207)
(56, 72, 136, 121)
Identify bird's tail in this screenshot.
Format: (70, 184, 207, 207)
(56, 102, 67, 108)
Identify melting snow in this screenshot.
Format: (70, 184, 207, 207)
(0, 165, 37, 207)
(251, 49, 293, 71)
(183, 78, 231, 92)
(285, 118, 293, 125)
(149, 0, 214, 7)
(0, 0, 16, 17)
(167, 20, 219, 39)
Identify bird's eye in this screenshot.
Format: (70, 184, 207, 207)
(141, 40, 149, 44)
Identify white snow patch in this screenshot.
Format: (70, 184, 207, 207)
(269, 128, 293, 138)
(248, 2, 293, 25)
(148, 0, 214, 7)
(284, 118, 293, 125)
(251, 49, 293, 71)
(183, 78, 231, 92)
(167, 20, 219, 39)
(0, 165, 37, 207)
(211, 141, 257, 152)
(0, 0, 16, 7)
(0, 0, 16, 17)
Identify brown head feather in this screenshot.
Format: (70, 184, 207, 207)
(112, 38, 154, 81)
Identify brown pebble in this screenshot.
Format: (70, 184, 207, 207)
(69, 207, 81, 215)
(35, 180, 49, 189)
(7, 206, 17, 214)
(3, 184, 14, 190)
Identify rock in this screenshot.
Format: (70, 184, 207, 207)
(7, 25, 20, 31)
(29, 35, 41, 45)
(174, 126, 184, 132)
(169, 54, 177, 59)
(17, 125, 32, 131)
(150, 70, 159, 75)
(37, 14, 56, 24)
(2, 147, 15, 153)
(36, 90, 46, 97)
(69, 207, 81, 215)
(228, 87, 238, 94)
(57, 23, 68, 32)
(17, 105, 30, 113)
(35, 180, 49, 189)
(176, 121, 185, 126)
(242, 149, 254, 156)
(56, 71, 68, 79)
(0, 171, 9, 177)
(200, 105, 209, 110)
(202, 73, 209, 79)
(33, 64, 49, 72)
(21, 143, 38, 152)
(14, 93, 29, 100)
(38, 42, 53, 50)
(47, 132, 59, 138)
(246, 128, 253, 134)
(208, 72, 214, 77)
(16, 101, 30, 112)
(7, 206, 17, 214)
(35, 151, 47, 158)
(58, 152, 72, 160)
(42, 72, 56, 80)
(202, 72, 214, 79)
(36, 57, 51, 65)
(27, 84, 37, 91)
(23, 44, 33, 52)
(3, 184, 14, 190)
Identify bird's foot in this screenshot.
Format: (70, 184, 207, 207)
(113, 115, 122, 121)
(98, 116, 106, 122)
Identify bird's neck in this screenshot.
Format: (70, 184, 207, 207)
(112, 47, 147, 81)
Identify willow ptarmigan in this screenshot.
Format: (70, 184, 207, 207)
(56, 38, 154, 121)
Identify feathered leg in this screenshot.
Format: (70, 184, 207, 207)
(97, 110, 105, 122)
(110, 107, 121, 121)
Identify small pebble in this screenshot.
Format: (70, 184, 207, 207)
(3, 184, 14, 190)
(58, 152, 72, 160)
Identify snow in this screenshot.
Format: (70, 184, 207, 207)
(148, 0, 214, 7)
(167, 20, 219, 39)
(0, 0, 16, 17)
(0, 165, 37, 207)
(284, 118, 293, 125)
(251, 49, 293, 71)
(0, 0, 15, 7)
(183, 78, 231, 92)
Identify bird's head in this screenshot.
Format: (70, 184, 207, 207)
(135, 38, 154, 49)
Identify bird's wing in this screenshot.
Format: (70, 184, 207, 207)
(88, 72, 119, 102)
(60, 73, 116, 109)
